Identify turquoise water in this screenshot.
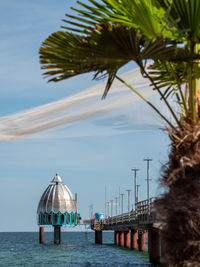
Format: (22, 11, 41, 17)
(0, 232, 150, 266)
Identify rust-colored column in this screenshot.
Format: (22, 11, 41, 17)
(131, 230, 138, 250)
(114, 231, 119, 245)
(118, 231, 121, 246)
(148, 228, 160, 265)
(124, 231, 130, 248)
(138, 231, 146, 251)
(39, 227, 44, 244)
(120, 231, 124, 247)
(95, 231, 102, 244)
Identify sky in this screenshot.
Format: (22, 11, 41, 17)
(0, 0, 171, 231)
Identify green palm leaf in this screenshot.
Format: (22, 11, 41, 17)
(67, 0, 180, 40)
(159, 0, 200, 42)
(40, 23, 199, 81)
(40, 0, 200, 126)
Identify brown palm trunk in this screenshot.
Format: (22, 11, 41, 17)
(156, 119, 200, 266)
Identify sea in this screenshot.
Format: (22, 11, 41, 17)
(0, 231, 150, 266)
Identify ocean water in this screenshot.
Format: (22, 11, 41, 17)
(0, 231, 150, 266)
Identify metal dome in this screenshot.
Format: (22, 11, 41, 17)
(37, 174, 77, 214)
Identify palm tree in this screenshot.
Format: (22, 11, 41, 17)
(39, 1, 200, 265)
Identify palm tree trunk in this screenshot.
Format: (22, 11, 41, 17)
(156, 118, 200, 266)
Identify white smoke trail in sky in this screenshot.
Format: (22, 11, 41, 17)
(0, 67, 167, 142)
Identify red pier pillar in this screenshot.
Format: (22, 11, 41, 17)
(118, 231, 121, 246)
(114, 231, 119, 245)
(95, 231, 102, 244)
(138, 231, 146, 251)
(39, 227, 44, 244)
(148, 228, 160, 265)
(120, 231, 124, 247)
(124, 231, 130, 248)
(131, 230, 138, 250)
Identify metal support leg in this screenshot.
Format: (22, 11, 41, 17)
(39, 227, 44, 244)
(95, 231, 102, 244)
(54, 225, 61, 244)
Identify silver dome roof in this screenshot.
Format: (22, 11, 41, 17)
(37, 174, 77, 214)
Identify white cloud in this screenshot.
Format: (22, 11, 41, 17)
(0, 68, 165, 142)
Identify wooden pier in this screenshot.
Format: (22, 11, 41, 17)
(91, 198, 163, 265)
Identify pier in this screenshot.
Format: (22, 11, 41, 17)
(91, 198, 162, 265)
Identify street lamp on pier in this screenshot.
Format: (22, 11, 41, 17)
(144, 158, 152, 216)
(136, 184, 140, 203)
(115, 197, 118, 216)
(111, 200, 113, 217)
(126, 189, 131, 213)
(120, 193, 125, 214)
(131, 168, 139, 208)
(106, 201, 110, 217)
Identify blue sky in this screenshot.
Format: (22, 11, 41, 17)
(0, 0, 170, 231)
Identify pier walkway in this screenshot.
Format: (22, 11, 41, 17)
(91, 198, 163, 266)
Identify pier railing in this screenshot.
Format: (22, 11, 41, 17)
(104, 210, 136, 224)
(91, 197, 158, 230)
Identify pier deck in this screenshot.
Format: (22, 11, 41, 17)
(91, 198, 162, 231)
(90, 197, 163, 265)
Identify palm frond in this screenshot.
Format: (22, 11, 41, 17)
(159, 0, 200, 42)
(40, 23, 200, 82)
(39, 0, 200, 126)
(65, 0, 181, 41)
(147, 61, 187, 89)
(147, 60, 189, 115)
(40, 26, 141, 83)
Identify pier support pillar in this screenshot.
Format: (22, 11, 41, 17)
(124, 231, 130, 248)
(95, 231, 102, 244)
(114, 231, 119, 245)
(131, 230, 138, 250)
(148, 228, 160, 265)
(118, 231, 121, 246)
(120, 231, 124, 247)
(39, 227, 44, 244)
(54, 225, 61, 245)
(138, 231, 146, 251)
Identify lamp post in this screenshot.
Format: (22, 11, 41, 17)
(106, 201, 110, 217)
(126, 189, 131, 212)
(132, 168, 139, 209)
(119, 187, 121, 214)
(105, 186, 107, 217)
(89, 204, 93, 220)
(136, 185, 140, 203)
(144, 158, 152, 215)
(120, 193, 125, 214)
(115, 197, 118, 215)
(111, 200, 113, 217)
